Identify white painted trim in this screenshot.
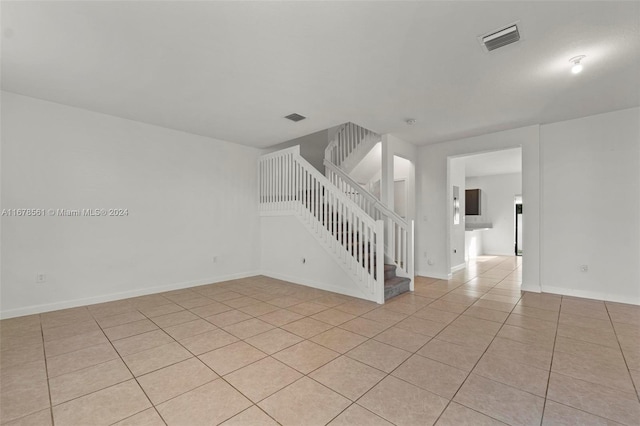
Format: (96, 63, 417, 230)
(541, 285, 640, 306)
(0, 271, 260, 319)
(416, 270, 452, 280)
(451, 263, 466, 273)
(520, 282, 541, 293)
(260, 270, 380, 303)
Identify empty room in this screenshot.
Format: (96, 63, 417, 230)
(1, 1, 639, 425)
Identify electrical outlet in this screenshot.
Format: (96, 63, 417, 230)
(580, 264, 588, 272)
(36, 273, 47, 284)
(427, 259, 434, 266)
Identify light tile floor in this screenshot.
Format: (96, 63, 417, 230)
(1, 256, 640, 425)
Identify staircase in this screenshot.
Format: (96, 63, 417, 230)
(259, 123, 414, 304)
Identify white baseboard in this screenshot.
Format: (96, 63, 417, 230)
(451, 263, 466, 273)
(416, 270, 452, 280)
(520, 282, 541, 293)
(260, 270, 379, 304)
(0, 271, 261, 319)
(541, 285, 640, 306)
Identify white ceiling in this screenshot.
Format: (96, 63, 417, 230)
(464, 148, 522, 178)
(2, 1, 639, 148)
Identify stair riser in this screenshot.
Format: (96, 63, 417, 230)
(384, 280, 411, 300)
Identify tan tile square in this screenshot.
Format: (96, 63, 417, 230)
(0, 345, 44, 372)
(258, 309, 304, 326)
(361, 308, 408, 326)
(225, 357, 302, 402)
(2, 408, 52, 426)
(438, 325, 495, 350)
(417, 338, 485, 371)
(245, 328, 303, 354)
(473, 299, 515, 313)
(157, 379, 251, 425)
(0, 373, 49, 423)
(112, 408, 165, 426)
(223, 318, 274, 339)
(429, 300, 469, 314)
(52, 380, 151, 426)
(273, 340, 339, 374)
(474, 352, 549, 396)
(373, 326, 432, 352)
(47, 343, 119, 378)
(111, 330, 174, 357)
(288, 302, 329, 316)
(239, 302, 280, 317)
(395, 316, 447, 336)
(334, 300, 379, 316)
(281, 317, 333, 338)
(485, 337, 552, 370)
(346, 339, 410, 373)
(42, 321, 100, 342)
(150, 310, 198, 328)
(266, 296, 304, 308)
(224, 296, 261, 309)
(542, 400, 619, 426)
(547, 372, 640, 425)
(221, 406, 278, 426)
(206, 310, 253, 327)
(381, 300, 422, 315)
(311, 308, 357, 326)
(179, 328, 238, 355)
(164, 319, 217, 341)
(339, 317, 389, 338)
(177, 297, 215, 309)
(451, 315, 502, 336)
(557, 323, 620, 348)
(49, 359, 132, 405)
(138, 302, 183, 318)
(511, 304, 559, 322)
(44, 330, 106, 358)
(311, 328, 368, 353)
(199, 341, 267, 375)
(310, 356, 386, 400)
(436, 402, 505, 426)
(328, 404, 393, 426)
(189, 302, 233, 317)
(454, 374, 544, 426)
(393, 354, 467, 399)
(259, 377, 350, 426)
(103, 319, 158, 341)
(96, 311, 146, 329)
(122, 342, 192, 376)
(412, 307, 459, 324)
(359, 376, 448, 426)
(552, 350, 635, 393)
(137, 357, 217, 404)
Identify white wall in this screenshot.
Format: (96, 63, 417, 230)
(540, 108, 640, 304)
(267, 129, 329, 173)
(260, 215, 372, 301)
(417, 125, 540, 289)
(1, 92, 261, 318)
(449, 157, 466, 269)
(466, 172, 522, 256)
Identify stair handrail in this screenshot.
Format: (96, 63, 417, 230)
(323, 159, 408, 227)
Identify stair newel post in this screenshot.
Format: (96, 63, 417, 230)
(375, 219, 385, 304)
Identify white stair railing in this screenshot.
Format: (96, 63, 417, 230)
(325, 159, 414, 287)
(325, 122, 381, 171)
(259, 146, 385, 303)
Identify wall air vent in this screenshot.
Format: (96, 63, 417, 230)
(481, 24, 520, 52)
(284, 113, 306, 122)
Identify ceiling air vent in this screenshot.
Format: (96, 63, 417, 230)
(481, 24, 520, 52)
(284, 113, 306, 122)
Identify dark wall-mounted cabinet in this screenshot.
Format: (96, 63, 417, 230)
(466, 189, 481, 215)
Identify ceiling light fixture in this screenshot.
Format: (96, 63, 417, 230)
(569, 55, 586, 74)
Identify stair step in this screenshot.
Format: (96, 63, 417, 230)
(384, 264, 397, 280)
(384, 276, 411, 301)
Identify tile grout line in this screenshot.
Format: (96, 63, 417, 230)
(604, 302, 640, 404)
(538, 293, 563, 426)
